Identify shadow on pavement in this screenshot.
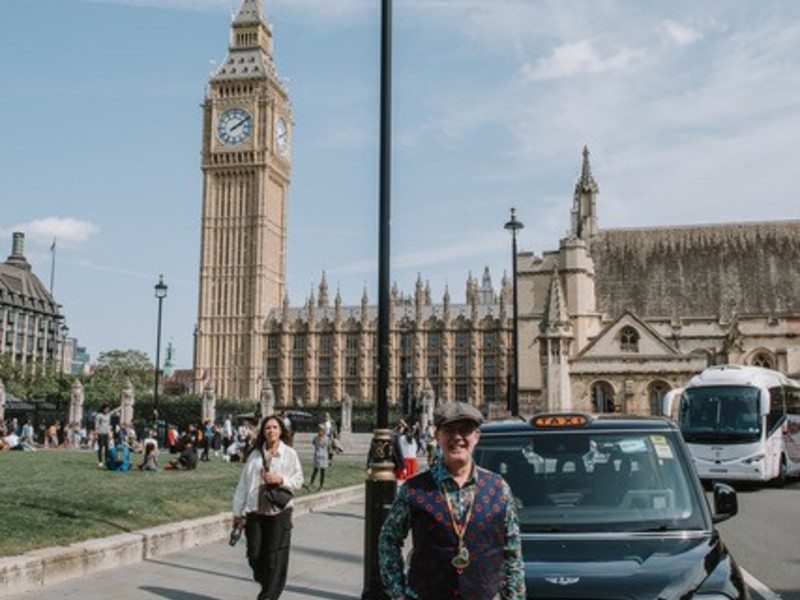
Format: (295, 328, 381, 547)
(284, 584, 360, 600)
(144, 558, 252, 583)
(292, 544, 362, 564)
(138, 587, 217, 600)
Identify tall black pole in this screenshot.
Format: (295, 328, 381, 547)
(154, 275, 168, 436)
(505, 208, 523, 416)
(363, 1, 395, 598)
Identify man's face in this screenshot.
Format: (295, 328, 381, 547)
(436, 420, 480, 467)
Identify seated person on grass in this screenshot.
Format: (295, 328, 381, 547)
(164, 437, 198, 471)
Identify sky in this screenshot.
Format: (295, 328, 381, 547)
(2, 0, 799, 370)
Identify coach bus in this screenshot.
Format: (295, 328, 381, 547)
(663, 364, 800, 486)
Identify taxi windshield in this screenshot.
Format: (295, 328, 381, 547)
(474, 430, 706, 533)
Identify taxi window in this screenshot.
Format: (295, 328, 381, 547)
(475, 430, 705, 533)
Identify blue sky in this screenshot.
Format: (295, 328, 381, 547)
(2, 0, 799, 369)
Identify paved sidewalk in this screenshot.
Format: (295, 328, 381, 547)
(6, 498, 367, 600)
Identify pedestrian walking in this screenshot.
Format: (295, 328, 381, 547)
(378, 401, 526, 599)
(232, 414, 304, 600)
(307, 424, 330, 491)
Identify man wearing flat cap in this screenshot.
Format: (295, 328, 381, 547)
(378, 401, 525, 599)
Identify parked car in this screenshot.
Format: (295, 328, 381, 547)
(474, 412, 749, 599)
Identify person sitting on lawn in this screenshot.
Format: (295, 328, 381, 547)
(164, 436, 198, 471)
(138, 441, 159, 471)
(107, 439, 132, 471)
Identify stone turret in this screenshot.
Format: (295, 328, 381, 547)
(571, 146, 599, 241)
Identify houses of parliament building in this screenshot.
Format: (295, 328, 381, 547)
(193, 0, 800, 415)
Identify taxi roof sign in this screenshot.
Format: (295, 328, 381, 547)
(531, 413, 590, 428)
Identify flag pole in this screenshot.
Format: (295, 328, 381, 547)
(49, 238, 56, 295)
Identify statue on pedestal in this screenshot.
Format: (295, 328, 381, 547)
(69, 380, 85, 426)
(202, 376, 216, 424)
(119, 379, 135, 426)
(341, 393, 353, 437)
(260, 376, 275, 419)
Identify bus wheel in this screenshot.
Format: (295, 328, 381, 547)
(773, 455, 787, 488)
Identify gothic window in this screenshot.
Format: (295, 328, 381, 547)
(455, 332, 469, 349)
(319, 357, 332, 378)
(591, 381, 616, 413)
(345, 356, 358, 377)
(267, 335, 279, 351)
(293, 335, 306, 352)
(346, 333, 359, 351)
(266, 358, 278, 378)
(484, 331, 496, 349)
(619, 326, 639, 353)
(427, 332, 441, 350)
(483, 383, 497, 403)
(292, 357, 305, 377)
(427, 356, 440, 377)
(455, 355, 469, 377)
(648, 380, 671, 416)
(483, 355, 496, 377)
(320, 334, 333, 353)
(455, 383, 469, 402)
(751, 352, 774, 369)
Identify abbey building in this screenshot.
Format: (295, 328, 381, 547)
(195, 1, 800, 414)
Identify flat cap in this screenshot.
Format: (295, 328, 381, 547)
(434, 401, 484, 428)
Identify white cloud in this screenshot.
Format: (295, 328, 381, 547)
(4, 218, 99, 247)
(523, 39, 643, 81)
(657, 20, 702, 47)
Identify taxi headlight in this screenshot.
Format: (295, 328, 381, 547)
(742, 453, 765, 464)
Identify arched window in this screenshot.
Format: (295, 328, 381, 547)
(591, 381, 616, 413)
(648, 381, 671, 416)
(751, 352, 774, 369)
(619, 326, 640, 353)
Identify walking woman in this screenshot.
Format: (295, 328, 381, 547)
(232, 415, 304, 600)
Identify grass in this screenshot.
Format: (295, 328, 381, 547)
(0, 449, 368, 557)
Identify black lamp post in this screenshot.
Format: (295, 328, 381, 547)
(59, 322, 69, 419)
(362, 1, 395, 598)
(153, 275, 168, 428)
(504, 208, 523, 416)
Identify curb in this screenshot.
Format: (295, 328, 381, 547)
(0, 484, 365, 598)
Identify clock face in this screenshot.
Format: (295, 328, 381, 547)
(216, 108, 253, 146)
(275, 116, 289, 154)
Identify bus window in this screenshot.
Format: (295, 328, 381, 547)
(767, 386, 786, 433)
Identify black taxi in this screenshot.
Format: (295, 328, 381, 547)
(474, 413, 749, 599)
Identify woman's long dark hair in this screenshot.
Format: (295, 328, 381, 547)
(246, 414, 291, 459)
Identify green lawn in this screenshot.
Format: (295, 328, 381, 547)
(0, 449, 367, 557)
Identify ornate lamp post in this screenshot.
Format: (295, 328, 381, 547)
(153, 275, 168, 430)
(504, 208, 523, 416)
(362, 1, 395, 598)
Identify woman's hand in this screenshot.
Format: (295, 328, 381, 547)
(263, 471, 283, 486)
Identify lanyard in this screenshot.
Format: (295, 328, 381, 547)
(441, 479, 475, 570)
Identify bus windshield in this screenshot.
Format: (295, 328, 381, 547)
(678, 386, 761, 443)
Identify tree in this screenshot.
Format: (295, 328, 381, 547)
(83, 349, 153, 404)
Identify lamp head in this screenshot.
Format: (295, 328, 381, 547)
(154, 274, 168, 299)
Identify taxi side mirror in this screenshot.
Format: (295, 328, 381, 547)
(711, 482, 738, 524)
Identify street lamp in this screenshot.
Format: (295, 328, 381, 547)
(504, 207, 523, 416)
(153, 275, 168, 428)
(363, 1, 395, 598)
(59, 322, 69, 420)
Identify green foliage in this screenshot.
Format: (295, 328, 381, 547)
(0, 450, 367, 557)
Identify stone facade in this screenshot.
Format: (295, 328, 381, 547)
(264, 271, 513, 409)
(517, 147, 800, 415)
(193, 0, 292, 400)
(0, 233, 65, 374)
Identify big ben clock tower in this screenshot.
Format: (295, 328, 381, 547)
(193, 0, 291, 400)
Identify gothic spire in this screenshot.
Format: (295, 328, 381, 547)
(541, 269, 573, 336)
(571, 146, 599, 240)
(318, 271, 329, 308)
